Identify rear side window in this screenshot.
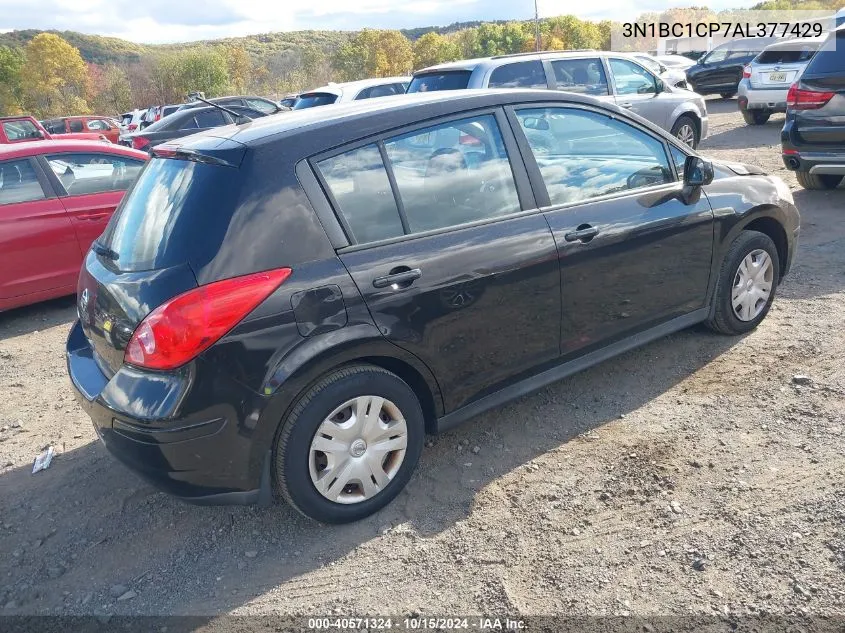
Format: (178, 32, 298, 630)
(551, 58, 609, 95)
(0, 159, 45, 204)
(294, 93, 338, 109)
(355, 83, 404, 100)
(194, 110, 227, 128)
(489, 61, 547, 89)
(245, 98, 277, 114)
(68, 120, 84, 133)
(46, 153, 145, 195)
(407, 71, 471, 92)
(100, 158, 242, 272)
(317, 145, 405, 243)
(804, 31, 845, 75)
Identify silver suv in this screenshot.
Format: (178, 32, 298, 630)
(409, 51, 709, 148)
(737, 37, 824, 126)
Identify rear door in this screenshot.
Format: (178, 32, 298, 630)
(40, 151, 146, 255)
(487, 60, 550, 90)
(0, 157, 80, 300)
(509, 105, 714, 356)
(314, 110, 562, 412)
(549, 57, 614, 105)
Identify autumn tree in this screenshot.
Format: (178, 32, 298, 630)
(412, 32, 459, 69)
(88, 64, 132, 114)
(147, 47, 229, 104)
(20, 33, 89, 117)
(224, 45, 252, 94)
(0, 45, 24, 115)
(333, 30, 412, 81)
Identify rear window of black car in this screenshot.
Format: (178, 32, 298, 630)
(407, 71, 471, 92)
(803, 31, 844, 75)
(99, 158, 242, 272)
(293, 93, 338, 109)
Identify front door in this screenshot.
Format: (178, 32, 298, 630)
(313, 112, 561, 412)
(510, 105, 714, 356)
(0, 158, 80, 300)
(608, 57, 671, 130)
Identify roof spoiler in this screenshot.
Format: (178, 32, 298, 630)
(151, 136, 247, 168)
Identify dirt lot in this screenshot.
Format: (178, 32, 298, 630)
(1, 98, 844, 626)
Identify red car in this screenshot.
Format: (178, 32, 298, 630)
(0, 116, 106, 144)
(0, 140, 148, 312)
(42, 116, 120, 144)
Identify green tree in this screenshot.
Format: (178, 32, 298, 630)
(89, 64, 132, 114)
(149, 47, 229, 103)
(413, 32, 460, 69)
(333, 29, 412, 81)
(20, 33, 89, 117)
(0, 45, 24, 115)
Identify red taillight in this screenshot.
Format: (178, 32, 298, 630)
(786, 84, 835, 110)
(125, 268, 292, 370)
(742, 65, 752, 79)
(132, 136, 150, 151)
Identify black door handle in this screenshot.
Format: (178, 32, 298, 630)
(373, 268, 422, 289)
(564, 225, 600, 243)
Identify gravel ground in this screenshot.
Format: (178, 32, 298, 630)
(0, 98, 843, 626)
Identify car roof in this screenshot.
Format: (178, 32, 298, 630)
(0, 139, 148, 160)
(304, 77, 411, 95)
(415, 50, 602, 75)
(761, 36, 826, 51)
(167, 89, 631, 152)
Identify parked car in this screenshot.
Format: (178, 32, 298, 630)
(630, 53, 689, 88)
(178, 95, 288, 115)
(67, 89, 799, 523)
(782, 25, 845, 190)
(686, 37, 778, 98)
(280, 94, 299, 109)
(655, 54, 696, 71)
(293, 78, 410, 109)
(409, 52, 708, 147)
(738, 38, 824, 126)
(43, 116, 121, 143)
(119, 109, 145, 133)
(121, 104, 266, 152)
(1, 116, 106, 144)
(138, 104, 181, 130)
(0, 140, 147, 312)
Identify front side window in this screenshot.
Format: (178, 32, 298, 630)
(384, 114, 520, 233)
(0, 159, 45, 204)
(515, 107, 672, 206)
(46, 153, 145, 196)
(703, 47, 729, 64)
(551, 58, 609, 96)
(87, 119, 109, 131)
(609, 58, 657, 95)
(317, 145, 405, 243)
(3, 120, 40, 141)
(489, 61, 547, 89)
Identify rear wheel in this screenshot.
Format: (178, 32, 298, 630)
(706, 231, 780, 335)
(671, 115, 699, 148)
(796, 171, 843, 190)
(741, 109, 771, 125)
(274, 365, 425, 523)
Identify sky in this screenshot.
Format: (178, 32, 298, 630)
(0, 0, 747, 44)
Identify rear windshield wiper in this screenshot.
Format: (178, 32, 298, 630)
(92, 240, 119, 260)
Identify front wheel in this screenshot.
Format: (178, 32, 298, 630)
(741, 109, 771, 125)
(706, 230, 780, 335)
(796, 171, 843, 190)
(273, 365, 425, 523)
(720, 91, 736, 99)
(671, 115, 699, 148)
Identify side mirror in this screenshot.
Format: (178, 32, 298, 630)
(684, 156, 714, 186)
(655, 78, 665, 93)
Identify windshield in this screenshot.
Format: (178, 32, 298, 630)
(99, 158, 241, 272)
(293, 93, 338, 109)
(407, 71, 472, 92)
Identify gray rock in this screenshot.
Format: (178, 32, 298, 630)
(670, 501, 683, 514)
(117, 590, 136, 602)
(792, 375, 813, 386)
(244, 550, 258, 558)
(109, 584, 128, 598)
(692, 558, 707, 571)
(471, 446, 480, 455)
(4, 600, 17, 610)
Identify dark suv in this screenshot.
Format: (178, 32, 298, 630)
(67, 90, 799, 523)
(781, 25, 845, 190)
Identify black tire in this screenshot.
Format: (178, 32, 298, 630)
(273, 364, 425, 524)
(720, 91, 736, 99)
(670, 114, 700, 149)
(706, 230, 780, 335)
(741, 109, 771, 125)
(796, 171, 843, 190)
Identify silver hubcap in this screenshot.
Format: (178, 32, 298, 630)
(676, 124, 696, 147)
(309, 396, 408, 504)
(732, 249, 773, 322)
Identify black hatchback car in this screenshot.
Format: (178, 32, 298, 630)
(782, 25, 845, 190)
(67, 90, 799, 523)
(686, 37, 778, 97)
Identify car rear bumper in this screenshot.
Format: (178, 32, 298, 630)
(66, 319, 273, 505)
(738, 82, 789, 111)
(781, 119, 845, 173)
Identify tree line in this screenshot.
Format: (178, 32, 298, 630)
(1, 0, 840, 118)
